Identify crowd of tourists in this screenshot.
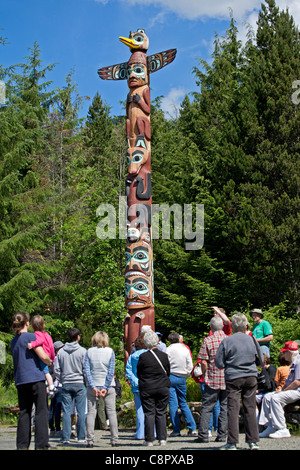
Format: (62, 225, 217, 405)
(10, 307, 300, 450)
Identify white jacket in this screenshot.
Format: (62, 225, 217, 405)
(166, 343, 193, 378)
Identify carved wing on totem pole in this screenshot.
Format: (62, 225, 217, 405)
(98, 49, 177, 80)
(97, 61, 128, 80)
(147, 49, 177, 74)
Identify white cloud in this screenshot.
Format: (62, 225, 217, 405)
(161, 87, 186, 119)
(277, 0, 300, 25)
(109, 0, 299, 25)
(118, 0, 261, 21)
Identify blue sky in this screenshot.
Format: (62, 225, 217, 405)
(1, 0, 299, 119)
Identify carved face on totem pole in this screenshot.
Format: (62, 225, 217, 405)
(125, 228, 153, 309)
(126, 145, 149, 175)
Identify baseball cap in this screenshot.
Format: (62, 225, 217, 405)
(280, 341, 299, 352)
(53, 341, 64, 351)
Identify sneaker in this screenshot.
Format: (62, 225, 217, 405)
(169, 431, 181, 437)
(60, 440, 71, 446)
(143, 441, 154, 446)
(77, 439, 87, 444)
(159, 440, 167, 446)
(269, 428, 291, 439)
(220, 443, 238, 450)
(187, 430, 197, 436)
(208, 430, 212, 437)
(249, 443, 259, 450)
(259, 426, 275, 438)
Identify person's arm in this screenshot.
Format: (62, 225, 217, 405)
(125, 355, 139, 389)
(211, 307, 230, 325)
(282, 379, 300, 392)
(28, 331, 44, 350)
(214, 342, 225, 370)
(200, 359, 208, 375)
(83, 351, 96, 390)
(34, 346, 52, 366)
(186, 350, 193, 375)
(256, 334, 273, 344)
(102, 350, 115, 393)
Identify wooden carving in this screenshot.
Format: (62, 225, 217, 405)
(98, 29, 176, 361)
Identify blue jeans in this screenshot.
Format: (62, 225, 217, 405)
(134, 392, 145, 439)
(260, 345, 270, 357)
(169, 374, 196, 433)
(61, 383, 87, 441)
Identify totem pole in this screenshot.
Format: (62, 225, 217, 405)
(98, 29, 176, 361)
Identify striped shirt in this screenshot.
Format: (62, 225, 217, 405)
(198, 331, 226, 390)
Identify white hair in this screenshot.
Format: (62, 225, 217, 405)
(141, 325, 152, 335)
(210, 316, 224, 332)
(143, 331, 159, 349)
(231, 313, 248, 333)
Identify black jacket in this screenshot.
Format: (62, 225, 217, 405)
(137, 348, 171, 392)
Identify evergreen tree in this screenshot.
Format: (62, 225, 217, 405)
(0, 44, 57, 329)
(232, 0, 300, 306)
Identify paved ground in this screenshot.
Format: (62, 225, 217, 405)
(0, 426, 299, 453)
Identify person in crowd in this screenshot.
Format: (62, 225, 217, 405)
(209, 307, 232, 336)
(11, 312, 52, 450)
(258, 341, 300, 439)
(215, 313, 263, 450)
(256, 354, 277, 403)
(126, 335, 147, 440)
(156, 332, 167, 352)
(84, 331, 119, 447)
(196, 316, 227, 443)
(137, 331, 171, 446)
(274, 351, 291, 391)
(167, 332, 197, 437)
(49, 341, 64, 436)
(27, 315, 56, 397)
(207, 307, 232, 436)
(251, 308, 273, 357)
(54, 328, 87, 445)
(179, 334, 193, 358)
(114, 373, 122, 400)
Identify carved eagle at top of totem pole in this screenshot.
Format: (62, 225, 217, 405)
(97, 28, 177, 81)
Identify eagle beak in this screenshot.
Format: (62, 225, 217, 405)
(119, 36, 140, 49)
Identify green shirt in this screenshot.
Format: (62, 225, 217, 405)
(252, 320, 273, 347)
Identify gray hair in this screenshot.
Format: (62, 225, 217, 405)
(143, 331, 159, 349)
(210, 316, 224, 332)
(231, 313, 248, 333)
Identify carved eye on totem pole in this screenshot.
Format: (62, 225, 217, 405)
(119, 29, 149, 52)
(125, 245, 151, 277)
(125, 272, 154, 309)
(126, 62, 148, 89)
(126, 146, 149, 175)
